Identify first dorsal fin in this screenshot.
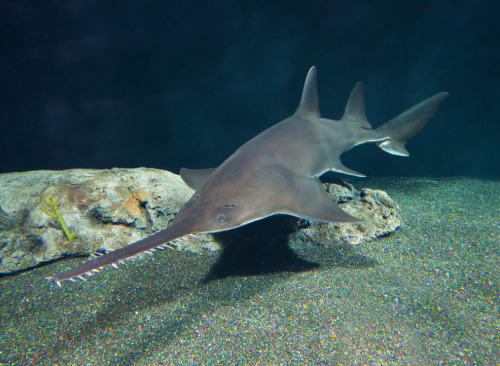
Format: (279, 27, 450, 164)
(295, 66, 320, 117)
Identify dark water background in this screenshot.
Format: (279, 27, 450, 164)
(1, 0, 499, 179)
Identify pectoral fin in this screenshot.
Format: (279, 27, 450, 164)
(180, 168, 216, 191)
(282, 176, 361, 223)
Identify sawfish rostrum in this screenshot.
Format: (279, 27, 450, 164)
(47, 67, 448, 286)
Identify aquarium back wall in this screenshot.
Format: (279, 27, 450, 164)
(1, 0, 498, 179)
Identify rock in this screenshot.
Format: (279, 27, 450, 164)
(0, 169, 401, 274)
(0, 168, 212, 274)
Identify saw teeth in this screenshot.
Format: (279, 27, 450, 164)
(112, 263, 119, 269)
(89, 252, 104, 260)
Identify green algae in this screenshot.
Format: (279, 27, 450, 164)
(41, 197, 77, 241)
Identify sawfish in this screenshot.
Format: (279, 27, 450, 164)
(47, 66, 448, 286)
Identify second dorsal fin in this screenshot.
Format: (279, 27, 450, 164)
(341, 82, 371, 129)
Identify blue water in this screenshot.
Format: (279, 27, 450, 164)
(1, 1, 499, 179)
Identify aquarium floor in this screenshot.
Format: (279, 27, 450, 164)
(1, 177, 499, 365)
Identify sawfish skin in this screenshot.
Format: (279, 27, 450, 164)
(47, 67, 448, 286)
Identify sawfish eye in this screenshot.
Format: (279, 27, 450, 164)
(217, 215, 225, 222)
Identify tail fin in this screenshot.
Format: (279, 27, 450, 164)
(375, 92, 449, 156)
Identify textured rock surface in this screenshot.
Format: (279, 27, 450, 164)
(0, 169, 401, 274)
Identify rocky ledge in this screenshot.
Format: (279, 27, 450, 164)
(0, 168, 401, 274)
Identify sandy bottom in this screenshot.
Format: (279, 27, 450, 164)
(1, 177, 499, 365)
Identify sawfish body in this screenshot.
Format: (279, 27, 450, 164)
(47, 67, 448, 286)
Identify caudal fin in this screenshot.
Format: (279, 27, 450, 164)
(375, 92, 449, 156)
